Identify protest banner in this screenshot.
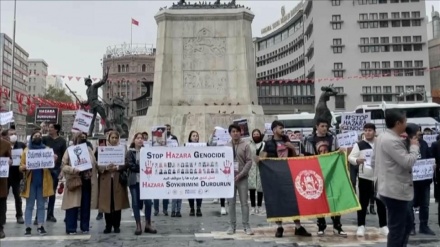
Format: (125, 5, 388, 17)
(67, 143, 93, 171)
(336, 131, 359, 148)
(72, 110, 93, 133)
(185, 142, 207, 147)
(341, 113, 371, 131)
(212, 127, 230, 146)
(26, 149, 55, 170)
(363, 149, 373, 168)
(0, 158, 9, 178)
(97, 146, 126, 166)
(413, 159, 435, 181)
(423, 135, 437, 148)
(139, 146, 234, 200)
(11, 149, 23, 166)
(233, 119, 250, 138)
(119, 138, 127, 147)
(0, 111, 13, 125)
(35, 107, 59, 124)
(264, 123, 273, 136)
(152, 126, 167, 146)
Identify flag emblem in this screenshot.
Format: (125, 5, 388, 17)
(295, 170, 324, 200)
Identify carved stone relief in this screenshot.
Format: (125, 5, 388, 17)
(182, 71, 227, 95)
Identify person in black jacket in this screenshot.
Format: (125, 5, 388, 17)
(7, 128, 26, 224)
(409, 127, 436, 235)
(432, 135, 440, 229)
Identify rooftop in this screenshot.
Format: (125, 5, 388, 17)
(103, 43, 155, 59)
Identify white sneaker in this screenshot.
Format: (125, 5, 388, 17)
(220, 207, 227, 215)
(250, 207, 256, 215)
(258, 207, 266, 215)
(140, 210, 145, 217)
(356, 226, 365, 237)
(380, 226, 389, 236)
(131, 212, 134, 217)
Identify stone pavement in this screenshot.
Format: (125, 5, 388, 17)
(0, 193, 439, 247)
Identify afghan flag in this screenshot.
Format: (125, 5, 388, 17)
(259, 152, 360, 221)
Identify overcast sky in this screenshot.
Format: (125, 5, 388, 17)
(0, 0, 438, 99)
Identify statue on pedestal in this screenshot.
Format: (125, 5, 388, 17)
(314, 84, 338, 129)
(109, 96, 128, 138)
(84, 68, 110, 136)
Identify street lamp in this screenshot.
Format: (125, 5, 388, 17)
(397, 89, 427, 103)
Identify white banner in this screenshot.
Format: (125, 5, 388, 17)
(67, 143, 93, 171)
(413, 159, 435, 181)
(139, 146, 234, 200)
(336, 131, 359, 148)
(26, 149, 55, 170)
(0, 158, 10, 178)
(212, 127, 230, 146)
(423, 135, 437, 148)
(11, 149, 23, 166)
(0, 111, 14, 125)
(72, 110, 93, 133)
(185, 142, 207, 147)
(97, 146, 126, 166)
(341, 113, 371, 132)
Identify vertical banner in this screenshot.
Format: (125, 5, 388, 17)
(0, 111, 14, 125)
(35, 107, 59, 124)
(11, 149, 23, 166)
(340, 113, 371, 132)
(152, 126, 167, 146)
(139, 146, 234, 199)
(72, 110, 93, 133)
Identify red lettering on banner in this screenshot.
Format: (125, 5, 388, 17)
(165, 152, 192, 159)
(142, 182, 164, 188)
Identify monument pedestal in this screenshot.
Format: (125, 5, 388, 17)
(129, 5, 275, 141)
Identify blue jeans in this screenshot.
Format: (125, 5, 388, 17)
(129, 184, 152, 222)
(381, 195, 413, 247)
(412, 181, 431, 226)
(65, 179, 91, 233)
(171, 199, 182, 213)
(25, 183, 46, 226)
(153, 199, 169, 212)
(47, 169, 60, 218)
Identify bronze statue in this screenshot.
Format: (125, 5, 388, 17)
(109, 96, 128, 137)
(83, 67, 110, 136)
(314, 84, 338, 128)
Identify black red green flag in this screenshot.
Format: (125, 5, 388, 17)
(259, 152, 360, 221)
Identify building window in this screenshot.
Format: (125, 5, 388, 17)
(394, 61, 403, 76)
(142, 64, 146, 72)
(373, 86, 382, 101)
(405, 85, 415, 101)
(415, 85, 425, 101)
(118, 65, 121, 72)
(379, 0, 387, 3)
(332, 22, 342, 30)
(332, 0, 341, 5)
(362, 86, 372, 102)
(359, 14, 368, 20)
(333, 63, 344, 77)
(333, 39, 343, 53)
(334, 87, 345, 109)
(332, 15, 341, 22)
(358, 0, 368, 4)
(415, 60, 424, 76)
(383, 86, 393, 101)
(390, 0, 399, 3)
(382, 61, 391, 76)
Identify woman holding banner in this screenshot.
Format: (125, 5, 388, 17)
(127, 132, 157, 235)
(186, 130, 203, 217)
(61, 132, 98, 234)
(98, 131, 130, 234)
(19, 131, 55, 236)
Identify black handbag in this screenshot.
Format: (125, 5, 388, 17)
(119, 170, 128, 187)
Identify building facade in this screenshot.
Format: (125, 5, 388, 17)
(255, 0, 431, 114)
(102, 43, 155, 130)
(28, 59, 48, 97)
(429, 7, 440, 102)
(46, 75, 63, 90)
(0, 33, 29, 139)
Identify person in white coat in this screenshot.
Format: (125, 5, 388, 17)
(348, 123, 388, 237)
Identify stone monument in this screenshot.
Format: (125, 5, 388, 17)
(129, 1, 274, 142)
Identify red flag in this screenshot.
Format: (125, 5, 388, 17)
(131, 18, 139, 26)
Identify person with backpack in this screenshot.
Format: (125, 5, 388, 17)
(304, 118, 346, 237)
(258, 121, 311, 238)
